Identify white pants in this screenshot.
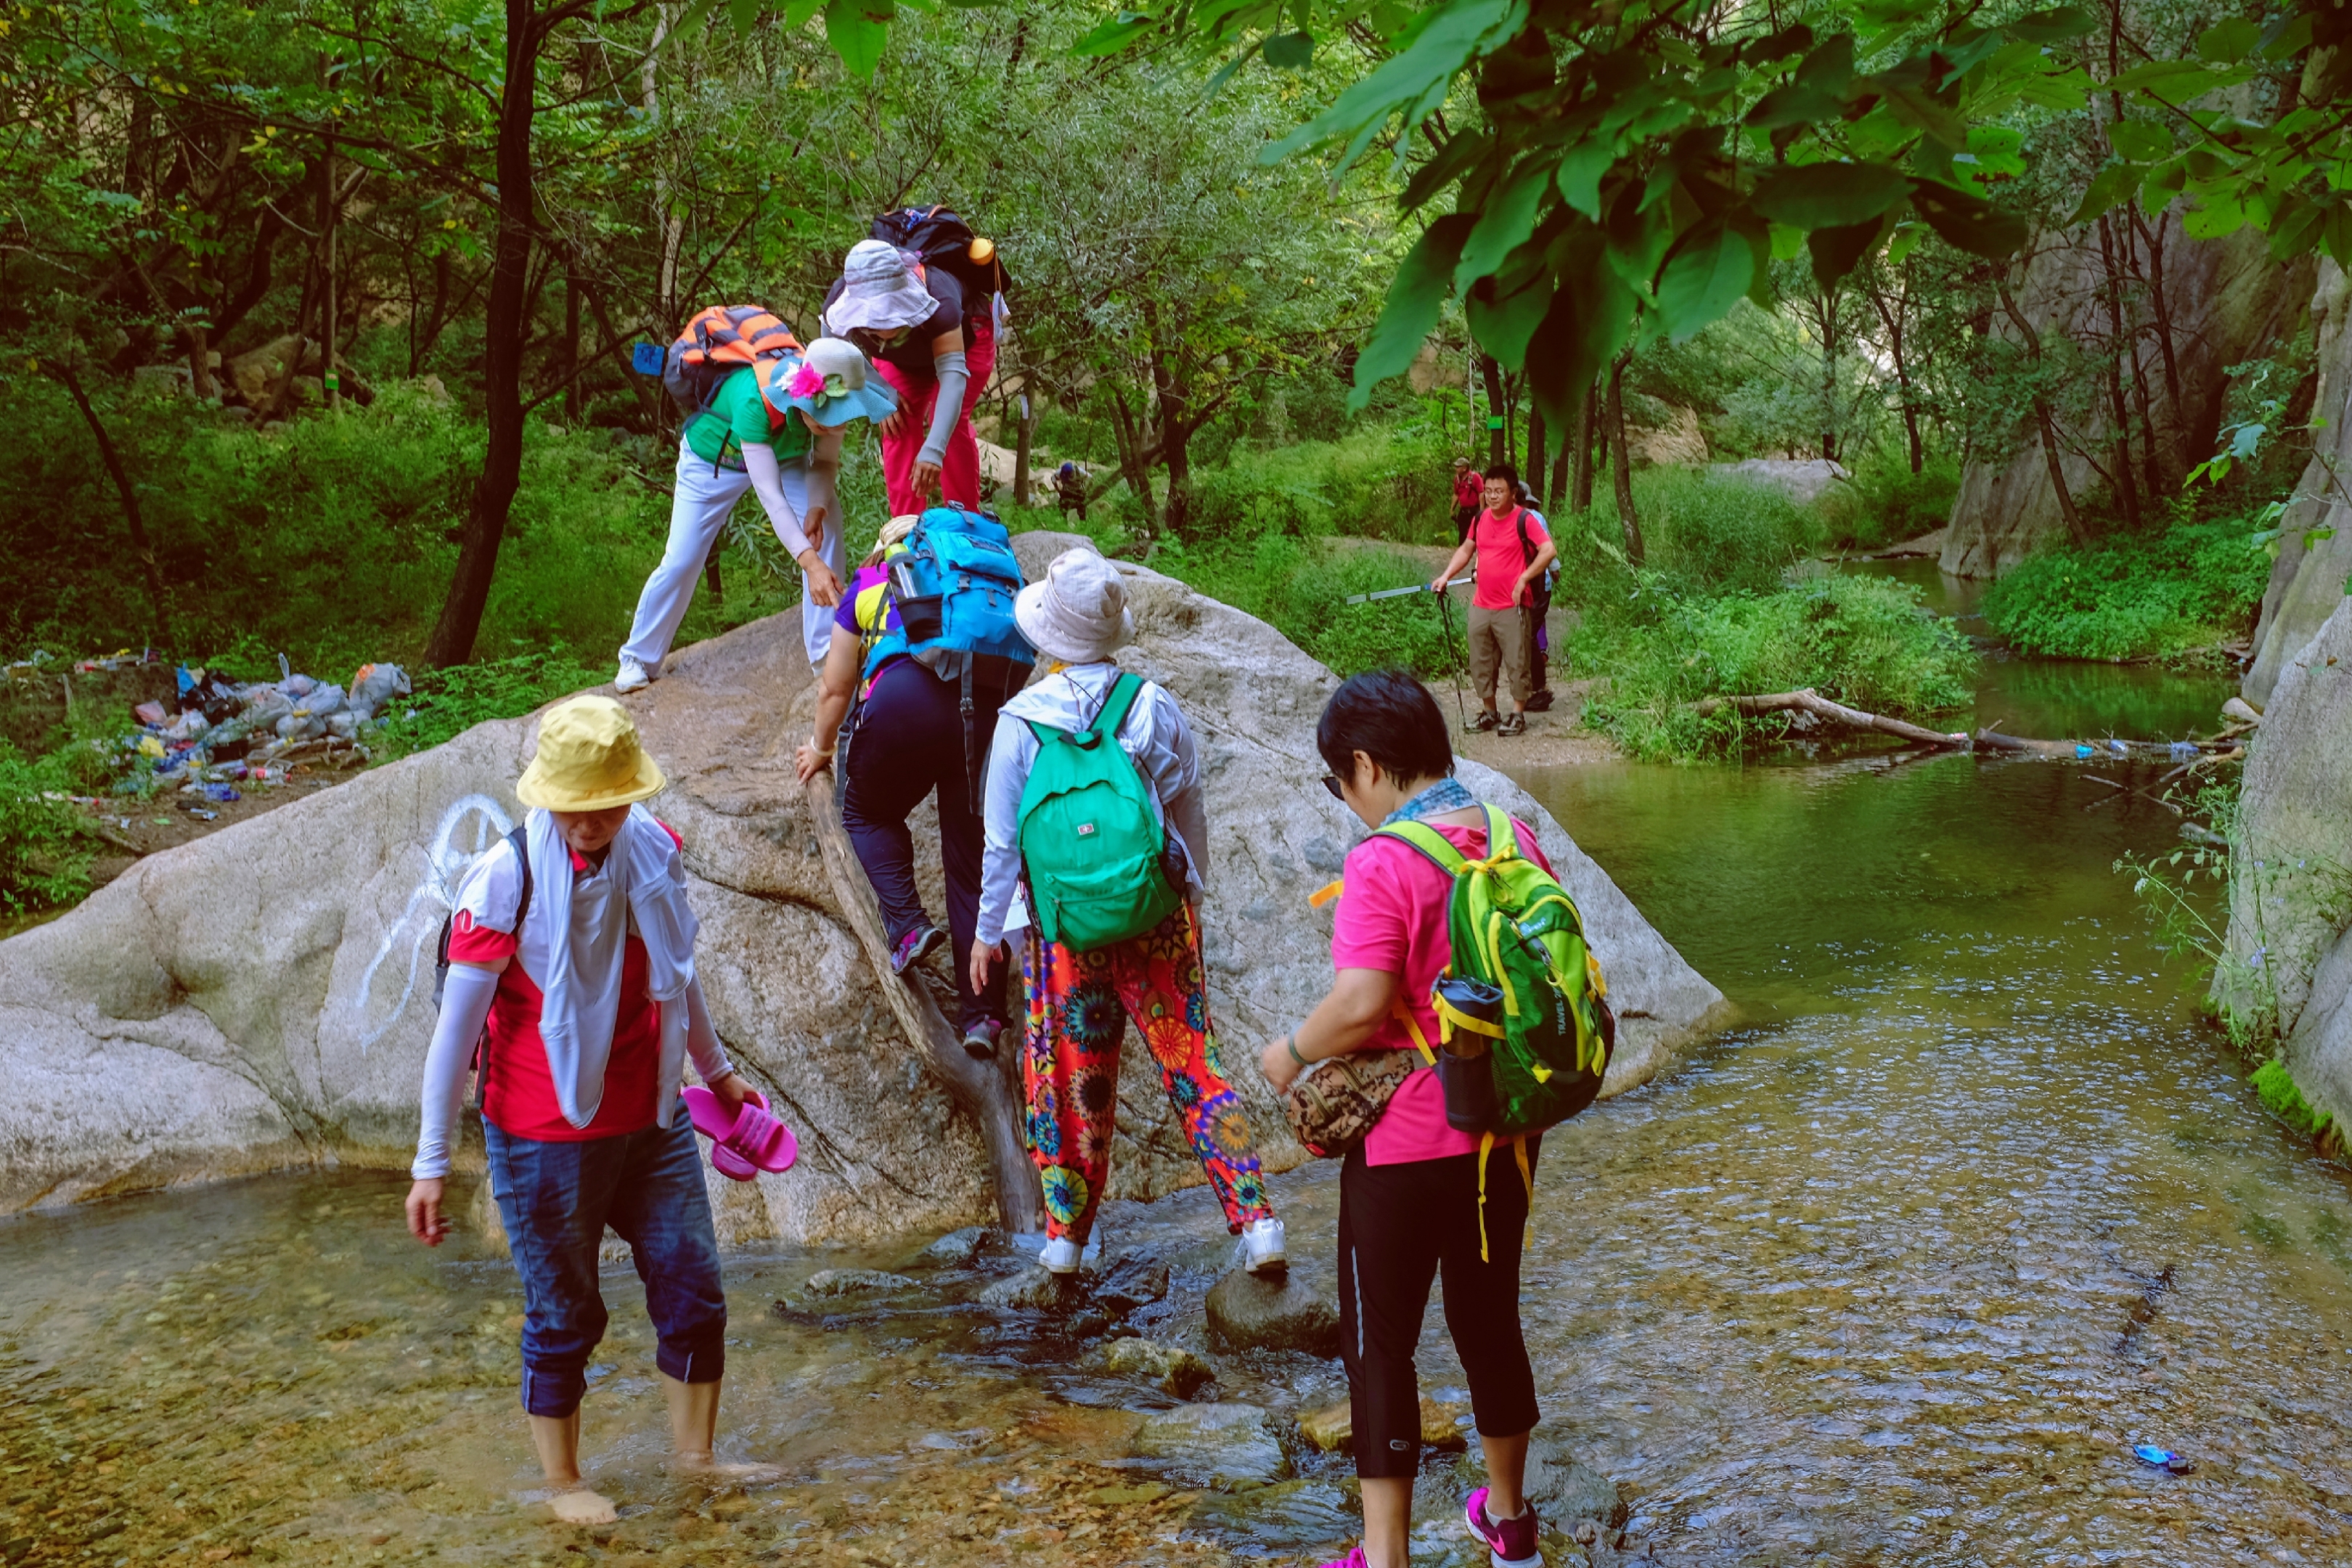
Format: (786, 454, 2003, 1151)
(621, 438, 843, 671)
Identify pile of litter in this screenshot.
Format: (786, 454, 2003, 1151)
(83, 656, 410, 806)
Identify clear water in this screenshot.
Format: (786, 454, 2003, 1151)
(4, 629, 2342, 1568)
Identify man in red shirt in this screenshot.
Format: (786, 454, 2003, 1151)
(1430, 462, 1556, 737)
(1450, 457, 1480, 542)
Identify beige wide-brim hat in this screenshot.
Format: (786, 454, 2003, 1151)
(515, 694, 666, 811)
(1014, 547, 1135, 666)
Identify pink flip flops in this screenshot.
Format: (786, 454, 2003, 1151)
(683, 1086, 798, 1181)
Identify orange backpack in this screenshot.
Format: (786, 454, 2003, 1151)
(661, 306, 801, 422)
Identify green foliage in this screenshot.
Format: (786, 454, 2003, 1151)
(1605, 468, 1831, 595)
(1570, 572, 1977, 761)
(370, 650, 610, 759)
(0, 744, 95, 913)
(1146, 536, 1454, 679)
(1824, 460, 1961, 550)
(2252, 1059, 2332, 1142)
(1181, 422, 1457, 544)
(1980, 513, 2271, 662)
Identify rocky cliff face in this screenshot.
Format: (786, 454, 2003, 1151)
(1942, 222, 2308, 579)
(0, 534, 1727, 1238)
(2246, 262, 2352, 709)
(2216, 596, 2352, 1120)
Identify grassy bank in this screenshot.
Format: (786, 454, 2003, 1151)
(1979, 513, 2271, 663)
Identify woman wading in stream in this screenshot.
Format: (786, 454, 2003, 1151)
(1265, 670, 1548, 1568)
(404, 696, 781, 1523)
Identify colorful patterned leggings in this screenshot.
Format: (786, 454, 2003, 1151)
(1020, 906, 1275, 1244)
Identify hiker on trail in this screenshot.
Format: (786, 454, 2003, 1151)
(794, 510, 1034, 1057)
(1265, 670, 1552, 1568)
(968, 547, 1286, 1277)
(1450, 457, 1480, 543)
(1055, 460, 1087, 523)
(1429, 462, 1555, 737)
(616, 337, 896, 693)
(822, 239, 995, 517)
(405, 695, 785, 1525)
(1511, 478, 1557, 714)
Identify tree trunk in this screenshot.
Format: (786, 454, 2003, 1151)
(801, 772, 1043, 1233)
(2128, 204, 2182, 443)
(1011, 389, 1035, 511)
(1572, 377, 1597, 511)
(1866, 274, 1923, 474)
(322, 126, 339, 412)
(1996, 281, 2088, 543)
(563, 273, 583, 423)
(1479, 354, 1508, 467)
(2096, 213, 2141, 528)
(1110, 388, 1159, 534)
(1606, 354, 1643, 565)
(1148, 326, 1193, 536)
(1818, 287, 1839, 462)
(50, 360, 169, 644)
(425, 0, 540, 668)
(1527, 407, 1547, 502)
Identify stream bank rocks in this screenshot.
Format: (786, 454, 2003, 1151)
(0, 531, 1724, 1233)
(1132, 1404, 1289, 1487)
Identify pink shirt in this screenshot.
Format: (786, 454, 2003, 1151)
(1470, 505, 1549, 611)
(1329, 813, 1555, 1164)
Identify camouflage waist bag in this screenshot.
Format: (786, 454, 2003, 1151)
(1280, 1004, 1437, 1158)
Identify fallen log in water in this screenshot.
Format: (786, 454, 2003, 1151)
(1688, 687, 2247, 762)
(1689, 687, 1972, 749)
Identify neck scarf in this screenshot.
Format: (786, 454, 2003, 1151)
(524, 805, 699, 1129)
(1383, 775, 1479, 826)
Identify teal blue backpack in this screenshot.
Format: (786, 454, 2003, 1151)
(1016, 673, 1183, 952)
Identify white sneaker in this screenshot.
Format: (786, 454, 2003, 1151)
(614, 656, 652, 695)
(1039, 1236, 1083, 1275)
(1242, 1217, 1286, 1275)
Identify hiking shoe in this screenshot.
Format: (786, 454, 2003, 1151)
(1314, 1551, 1370, 1568)
(1039, 1236, 1084, 1275)
(614, 656, 652, 695)
(1241, 1217, 1286, 1276)
(1498, 712, 1527, 737)
(1526, 687, 1555, 712)
(1463, 1487, 1542, 1568)
(960, 1018, 1002, 1059)
(889, 923, 946, 976)
(1469, 709, 1502, 732)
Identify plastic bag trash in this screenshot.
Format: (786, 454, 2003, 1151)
(304, 683, 348, 718)
(274, 714, 322, 740)
(2169, 740, 2198, 760)
(185, 807, 218, 822)
(202, 783, 240, 803)
(348, 663, 411, 721)
(2107, 738, 2129, 754)
(2131, 1443, 2194, 1474)
(324, 711, 358, 740)
(134, 701, 168, 726)
(2074, 743, 2094, 759)
(283, 673, 317, 698)
(136, 735, 166, 759)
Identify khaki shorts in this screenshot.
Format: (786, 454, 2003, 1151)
(1466, 603, 1533, 709)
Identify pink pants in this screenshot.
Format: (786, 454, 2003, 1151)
(875, 314, 997, 516)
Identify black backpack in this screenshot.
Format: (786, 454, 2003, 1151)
(871, 205, 1011, 306)
(433, 825, 534, 1110)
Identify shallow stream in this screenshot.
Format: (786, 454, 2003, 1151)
(7, 583, 2349, 1567)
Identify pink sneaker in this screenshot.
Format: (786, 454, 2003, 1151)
(1464, 1486, 1542, 1568)
(1314, 1550, 1370, 1568)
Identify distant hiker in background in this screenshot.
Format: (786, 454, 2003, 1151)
(618, 333, 895, 691)
(795, 507, 1035, 1057)
(1450, 457, 1480, 543)
(1429, 463, 1554, 738)
(1055, 460, 1088, 523)
(404, 696, 782, 1524)
(823, 212, 1005, 515)
(1512, 479, 1557, 714)
(970, 547, 1286, 1278)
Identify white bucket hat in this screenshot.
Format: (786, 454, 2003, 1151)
(823, 240, 938, 338)
(1015, 547, 1135, 666)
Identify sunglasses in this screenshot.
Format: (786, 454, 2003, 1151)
(1320, 774, 1344, 801)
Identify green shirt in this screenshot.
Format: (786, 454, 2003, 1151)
(685, 365, 813, 469)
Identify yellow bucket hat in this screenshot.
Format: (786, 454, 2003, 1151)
(515, 695, 666, 812)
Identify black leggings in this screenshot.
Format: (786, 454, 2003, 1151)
(841, 658, 1004, 1029)
(1336, 1138, 1540, 1479)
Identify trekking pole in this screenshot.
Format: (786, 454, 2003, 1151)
(1435, 588, 1471, 732)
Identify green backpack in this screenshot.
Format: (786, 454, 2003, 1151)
(1017, 672, 1183, 952)
(1375, 802, 1614, 1140)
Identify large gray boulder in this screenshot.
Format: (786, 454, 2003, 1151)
(2217, 597, 2352, 1114)
(0, 532, 1725, 1236)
